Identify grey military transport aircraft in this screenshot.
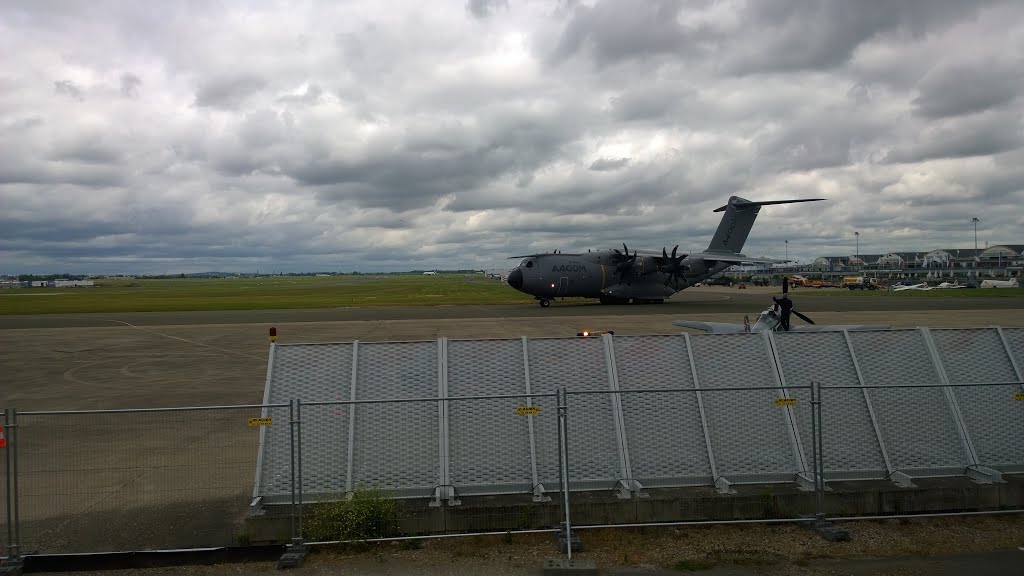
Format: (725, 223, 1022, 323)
(506, 196, 824, 307)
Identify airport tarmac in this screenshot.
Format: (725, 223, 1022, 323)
(1, 291, 1022, 557)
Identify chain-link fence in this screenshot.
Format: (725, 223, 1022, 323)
(13, 405, 286, 554)
(2, 374, 1022, 559)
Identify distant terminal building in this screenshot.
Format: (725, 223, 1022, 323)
(730, 244, 1023, 282)
(53, 280, 95, 287)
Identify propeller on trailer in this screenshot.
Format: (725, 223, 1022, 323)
(660, 245, 689, 289)
(782, 276, 815, 325)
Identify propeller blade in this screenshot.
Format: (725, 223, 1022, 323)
(672, 245, 678, 259)
(793, 310, 815, 325)
(783, 276, 789, 294)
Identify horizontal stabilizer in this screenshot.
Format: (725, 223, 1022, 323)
(713, 198, 826, 212)
(688, 252, 787, 265)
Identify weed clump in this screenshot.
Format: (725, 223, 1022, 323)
(305, 488, 400, 542)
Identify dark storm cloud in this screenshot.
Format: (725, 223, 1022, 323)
(754, 109, 890, 172)
(120, 73, 141, 98)
(912, 62, 1021, 119)
(50, 137, 122, 165)
(54, 79, 84, 101)
(589, 157, 630, 171)
(884, 111, 1024, 164)
(466, 0, 507, 19)
(194, 75, 267, 109)
(729, 0, 1004, 73)
(548, 0, 705, 66)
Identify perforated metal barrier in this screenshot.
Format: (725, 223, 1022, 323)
(254, 328, 1024, 508)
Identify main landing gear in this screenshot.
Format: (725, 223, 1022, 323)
(538, 298, 551, 308)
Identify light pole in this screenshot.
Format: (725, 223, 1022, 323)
(785, 240, 788, 261)
(971, 217, 979, 273)
(854, 231, 859, 267)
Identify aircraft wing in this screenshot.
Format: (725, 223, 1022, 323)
(673, 321, 748, 334)
(507, 253, 582, 259)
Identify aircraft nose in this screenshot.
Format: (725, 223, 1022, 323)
(507, 268, 524, 290)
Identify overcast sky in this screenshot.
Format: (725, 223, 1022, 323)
(2, 0, 1023, 274)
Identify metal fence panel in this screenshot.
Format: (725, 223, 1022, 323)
(1004, 328, 1024, 370)
(259, 344, 355, 504)
(18, 407, 273, 554)
(772, 331, 888, 478)
(847, 331, 969, 474)
(689, 334, 796, 481)
(528, 338, 620, 490)
(268, 343, 354, 403)
(929, 328, 1024, 470)
(446, 339, 535, 495)
(612, 335, 713, 486)
(352, 342, 438, 495)
(1, 409, 9, 557)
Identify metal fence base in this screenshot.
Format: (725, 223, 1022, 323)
(277, 543, 309, 569)
(799, 517, 851, 542)
(542, 557, 598, 575)
(0, 557, 23, 576)
(965, 466, 1004, 484)
(556, 522, 583, 554)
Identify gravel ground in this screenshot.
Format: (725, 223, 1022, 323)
(34, 514, 1024, 575)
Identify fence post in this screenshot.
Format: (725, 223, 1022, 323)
(296, 398, 304, 543)
(556, 387, 575, 559)
(288, 399, 297, 542)
(4, 408, 19, 562)
(812, 381, 825, 520)
(278, 399, 309, 568)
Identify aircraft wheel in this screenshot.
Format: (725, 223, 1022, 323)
(539, 299, 550, 308)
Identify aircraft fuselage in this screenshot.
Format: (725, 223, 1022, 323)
(506, 251, 731, 304)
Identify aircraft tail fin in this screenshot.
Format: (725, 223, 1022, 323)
(705, 196, 825, 254)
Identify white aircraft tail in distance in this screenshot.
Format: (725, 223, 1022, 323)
(980, 278, 1019, 288)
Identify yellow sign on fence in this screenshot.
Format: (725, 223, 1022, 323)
(774, 397, 798, 406)
(248, 417, 273, 427)
(516, 405, 540, 415)
(1014, 392, 1024, 401)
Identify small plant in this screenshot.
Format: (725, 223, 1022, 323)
(503, 531, 513, 544)
(235, 533, 250, 547)
(304, 488, 400, 542)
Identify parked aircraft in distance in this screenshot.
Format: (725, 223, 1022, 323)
(422, 270, 437, 275)
(980, 278, 1019, 288)
(674, 277, 890, 334)
(892, 282, 931, 291)
(506, 196, 824, 307)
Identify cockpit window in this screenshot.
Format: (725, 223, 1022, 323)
(525, 260, 534, 268)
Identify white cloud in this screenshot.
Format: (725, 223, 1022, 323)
(1, 0, 1023, 274)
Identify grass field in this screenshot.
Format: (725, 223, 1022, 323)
(1, 275, 1022, 314)
(0, 274, 533, 314)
